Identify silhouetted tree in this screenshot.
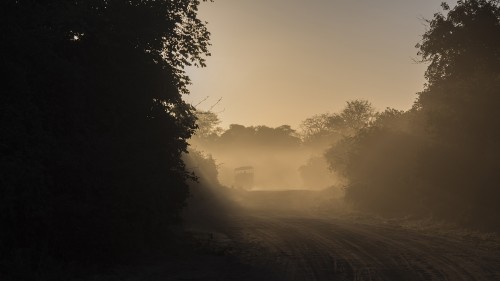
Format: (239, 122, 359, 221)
(340, 99, 375, 133)
(1, 0, 211, 275)
(300, 113, 343, 150)
(325, 108, 426, 214)
(216, 124, 301, 149)
(182, 149, 235, 228)
(324, 1, 500, 227)
(193, 110, 223, 140)
(415, 0, 500, 226)
(300, 100, 375, 151)
(417, 1, 500, 88)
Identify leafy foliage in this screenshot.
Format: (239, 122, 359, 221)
(182, 149, 235, 227)
(192, 110, 224, 140)
(415, 0, 500, 226)
(416, 0, 500, 87)
(300, 100, 375, 151)
(325, 109, 426, 214)
(216, 124, 301, 149)
(0, 0, 211, 274)
(324, 1, 500, 228)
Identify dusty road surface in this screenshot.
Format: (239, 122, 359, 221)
(219, 191, 500, 281)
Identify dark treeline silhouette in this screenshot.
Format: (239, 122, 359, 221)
(190, 115, 308, 189)
(192, 112, 301, 150)
(1, 0, 210, 278)
(298, 100, 376, 189)
(300, 100, 376, 152)
(325, 0, 500, 230)
(190, 102, 375, 190)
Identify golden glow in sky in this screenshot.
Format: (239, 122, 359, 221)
(185, 0, 457, 129)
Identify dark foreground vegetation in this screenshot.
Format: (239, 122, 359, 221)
(325, 0, 500, 229)
(1, 0, 211, 279)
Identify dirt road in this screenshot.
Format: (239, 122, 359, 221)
(220, 195, 500, 281)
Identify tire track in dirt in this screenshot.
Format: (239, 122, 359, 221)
(225, 213, 500, 281)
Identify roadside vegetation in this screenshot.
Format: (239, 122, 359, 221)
(1, 0, 210, 279)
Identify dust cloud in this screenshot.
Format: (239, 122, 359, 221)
(190, 137, 341, 192)
(182, 117, 348, 225)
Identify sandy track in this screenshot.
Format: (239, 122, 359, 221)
(223, 212, 500, 281)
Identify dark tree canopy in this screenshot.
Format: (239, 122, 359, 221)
(324, 109, 425, 215)
(0, 0, 211, 273)
(413, 0, 500, 226)
(416, 0, 500, 144)
(216, 124, 301, 149)
(299, 100, 375, 151)
(417, 0, 500, 87)
(412, 1, 500, 144)
(323, 1, 500, 227)
(192, 110, 223, 140)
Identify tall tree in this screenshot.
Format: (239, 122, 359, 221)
(417, 1, 500, 87)
(192, 110, 223, 140)
(324, 108, 425, 215)
(0, 0, 211, 269)
(416, 0, 500, 139)
(415, 0, 500, 225)
(300, 100, 375, 151)
(340, 99, 375, 133)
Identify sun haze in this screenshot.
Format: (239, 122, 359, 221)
(185, 0, 457, 128)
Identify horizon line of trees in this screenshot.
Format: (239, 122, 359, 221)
(191, 99, 376, 149)
(190, 99, 378, 190)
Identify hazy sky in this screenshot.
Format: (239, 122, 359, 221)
(185, 0, 457, 129)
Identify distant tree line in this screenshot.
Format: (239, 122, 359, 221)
(192, 99, 374, 153)
(1, 0, 210, 278)
(191, 100, 375, 190)
(191, 111, 302, 151)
